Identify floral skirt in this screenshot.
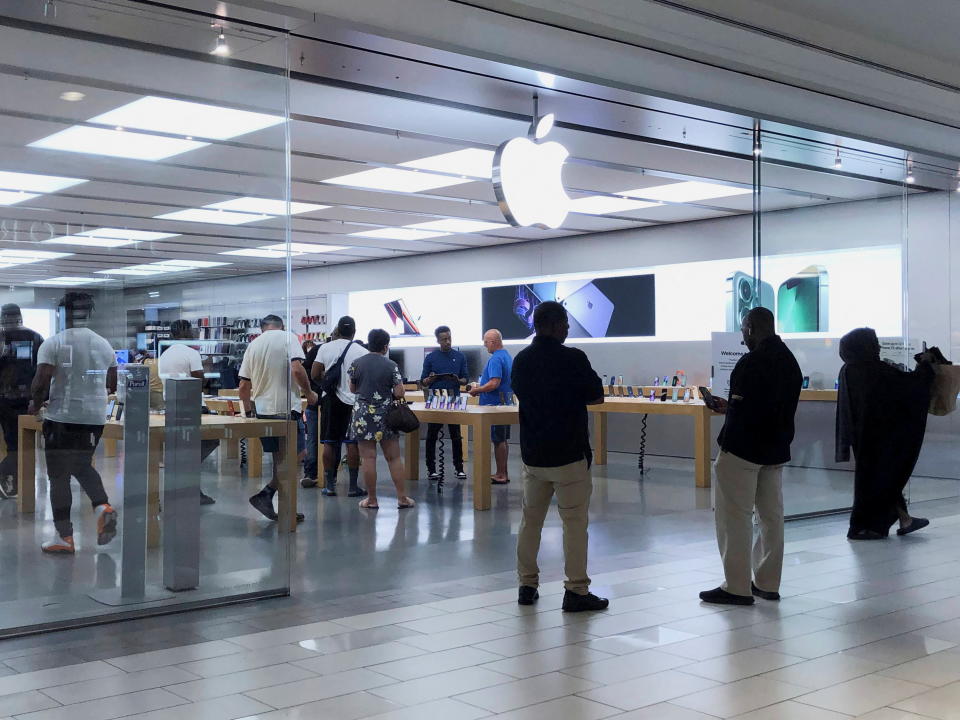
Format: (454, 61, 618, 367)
(350, 397, 397, 442)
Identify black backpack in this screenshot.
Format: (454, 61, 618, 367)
(320, 340, 357, 397)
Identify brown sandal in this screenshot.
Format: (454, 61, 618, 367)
(398, 497, 415, 509)
(359, 498, 379, 509)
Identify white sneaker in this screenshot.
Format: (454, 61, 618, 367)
(42, 534, 75, 554)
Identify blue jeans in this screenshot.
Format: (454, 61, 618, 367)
(304, 405, 319, 480)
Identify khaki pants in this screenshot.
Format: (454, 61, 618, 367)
(516, 459, 592, 594)
(714, 450, 784, 597)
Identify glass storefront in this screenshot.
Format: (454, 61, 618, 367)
(0, 0, 957, 635)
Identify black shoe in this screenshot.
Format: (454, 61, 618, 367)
(518, 586, 539, 606)
(200, 492, 216, 505)
(249, 491, 278, 521)
(428, 471, 441, 481)
(300, 477, 318, 488)
(562, 590, 609, 612)
(296, 512, 305, 523)
(456, 470, 467, 480)
(699, 586, 754, 605)
(751, 582, 780, 601)
(897, 517, 930, 536)
(347, 488, 368, 497)
(847, 528, 886, 540)
(321, 488, 337, 497)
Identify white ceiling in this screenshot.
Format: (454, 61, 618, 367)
(0, 4, 916, 290)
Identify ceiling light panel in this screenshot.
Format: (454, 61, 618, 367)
(153, 208, 267, 225)
(44, 235, 138, 248)
(323, 167, 472, 193)
(349, 228, 451, 241)
(624, 181, 752, 203)
(205, 198, 329, 216)
(44, 227, 180, 248)
(0, 171, 87, 193)
(260, 243, 349, 253)
(220, 248, 301, 259)
(0, 248, 72, 265)
(568, 196, 660, 215)
(0, 191, 40, 206)
(30, 126, 207, 161)
(401, 149, 495, 179)
(150, 259, 229, 269)
(30, 276, 110, 286)
(95, 267, 167, 276)
(406, 219, 508, 233)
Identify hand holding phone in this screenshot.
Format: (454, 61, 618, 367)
(698, 386, 727, 413)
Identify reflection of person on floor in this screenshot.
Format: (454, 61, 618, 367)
(836, 327, 934, 540)
(421, 325, 468, 482)
(0, 303, 43, 500)
(240, 315, 316, 523)
(158, 318, 218, 504)
(511, 301, 608, 612)
(468, 329, 513, 484)
(700, 307, 802, 606)
(30, 292, 118, 554)
(348, 329, 413, 510)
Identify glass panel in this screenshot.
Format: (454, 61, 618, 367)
(0, 2, 291, 635)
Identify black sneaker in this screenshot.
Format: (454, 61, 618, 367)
(428, 471, 441, 481)
(249, 491, 278, 521)
(456, 470, 467, 480)
(518, 586, 539, 606)
(300, 477, 318, 488)
(699, 586, 754, 605)
(347, 488, 368, 497)
(751, 582, 780, 601)
(200, 492, 216, 505)
(321, 488, 337, 497)
(562, 590, 609, 612)
(296, 512, 305, 523)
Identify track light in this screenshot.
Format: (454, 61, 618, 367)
(834, 149, 842, 170)
(753, 140, 762, 156)
(906, 164, 915, 184)
(211, 25, 230, 56)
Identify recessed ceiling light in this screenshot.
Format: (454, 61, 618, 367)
(30, 276, 109, 286)
(323, 167, 472, 194)
(59, 91, 86, 102)
(406, 219, 508, 233)
(260, 243, 349, 253)
(204, 198, 329, 215)
(220, 248, 300, 259)
(568, 196, 660, 215)
(623, 181, 752, 203)
(402, 149, 495, 179)
(0, 191, 40, 206)
(349, 228, 451, 241)
(0, 171, 87, 193)
(153, 208, 267, 225)
(30, 126, 206, 161)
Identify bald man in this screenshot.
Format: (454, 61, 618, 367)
(469, 329, 514, 483)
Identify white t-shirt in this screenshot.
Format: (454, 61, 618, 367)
(239, 329, 304, 415)
(158, 344, 203, 399)
(316, 338, 367, 405)
(37, 327, 116, 425)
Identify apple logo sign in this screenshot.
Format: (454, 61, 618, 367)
(493, 113, 570, 230)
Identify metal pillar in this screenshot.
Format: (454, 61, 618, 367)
(162, 377, 201, 592)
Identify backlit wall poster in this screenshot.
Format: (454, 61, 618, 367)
(482, 274, 656, 341)
(348, 283, 483, 348)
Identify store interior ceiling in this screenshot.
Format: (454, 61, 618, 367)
(0, 2, 952, 290)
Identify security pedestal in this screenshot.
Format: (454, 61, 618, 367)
(162, 377, 201, 592)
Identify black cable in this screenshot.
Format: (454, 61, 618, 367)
(638, 414, 648, 476)
(240, 438, 247, 467)
(437, 426, 445, 494)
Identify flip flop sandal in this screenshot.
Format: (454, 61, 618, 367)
(491, 478, 509, 485)
(398, 497, 416, 509)
(897, 518, 929, 536)
(359, 498, 379, 509)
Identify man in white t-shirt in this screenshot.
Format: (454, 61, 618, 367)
(30, 292, 118, 554)
(311, 316, 367, 497)
(158, 319, 218, 504)
(239, 315, 317, 522)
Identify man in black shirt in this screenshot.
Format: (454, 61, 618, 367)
(511, 301, 608, 613)
(0, 304, 43, 498)
(700, 307, 802, 606)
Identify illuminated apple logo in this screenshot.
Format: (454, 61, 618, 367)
(493, 114, 570, 229)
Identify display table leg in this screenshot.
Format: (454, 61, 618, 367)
(694, 407, 712, 489)
(277, 422, 298, 534)
(225, 437, 239, 459)
(104, 438, 117, 458)
(460, 424, 469, 465)
(147, 433, 162, 548)
(404, 425, 421, 482)
(17, 421, 36, 514)
(248, 437, 263, 478)
(592, 412, 608, 466)
(472, 419, 491, 511)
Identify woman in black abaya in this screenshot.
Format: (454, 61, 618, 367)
(836, 328, 934, 540)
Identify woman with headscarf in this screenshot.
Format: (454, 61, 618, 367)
(836, 327, 934, 539)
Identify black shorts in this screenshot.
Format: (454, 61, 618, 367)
(320, 394, 356, 445)
(257, 411, 305, 454)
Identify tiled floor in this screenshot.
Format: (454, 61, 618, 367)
(1, 477, 960, 718)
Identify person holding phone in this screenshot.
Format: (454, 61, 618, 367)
(468, 329, 513, 484)
(421, 325, 468, 481)
(700, 307, 802, 605)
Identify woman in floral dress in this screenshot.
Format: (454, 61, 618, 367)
(348, 328, 415, 509)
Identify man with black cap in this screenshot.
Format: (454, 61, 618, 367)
(312, 316, 367, 496)
(0, 304, 43, 498)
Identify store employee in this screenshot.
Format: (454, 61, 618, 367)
(421, 325, 468, 481)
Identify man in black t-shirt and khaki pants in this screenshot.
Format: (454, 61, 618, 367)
(511, 301, 609, 613)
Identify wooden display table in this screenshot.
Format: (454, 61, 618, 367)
(17, 414, 298, 544)
(589, 397, 717, 488)
(801, 389, 838, 402)
(405, 404, 518, 511)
